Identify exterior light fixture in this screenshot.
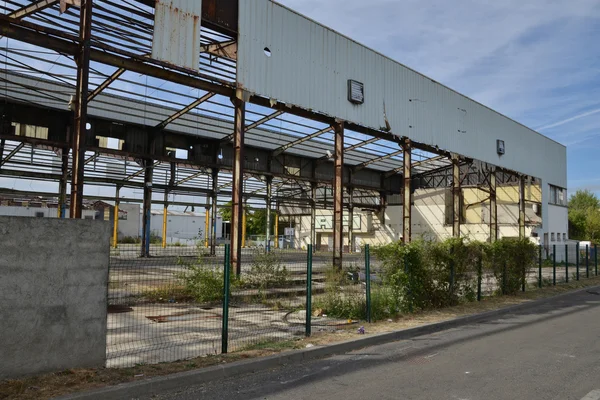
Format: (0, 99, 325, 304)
(496, 140, 505, 155)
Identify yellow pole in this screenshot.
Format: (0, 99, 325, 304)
(242, 207, 247, 248)
(205, 208, 210, 248)
(274, 212, 279, 249)
(112, 204, 119, 248)
(162, 206, 168, 248)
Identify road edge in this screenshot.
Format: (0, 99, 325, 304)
(56, 285, 599, 400)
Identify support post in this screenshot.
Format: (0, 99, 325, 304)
(58, 146, 69, 218)
(365, 244, 372, 322)
(452, 156, 461, 237)
(538, 245, 542, 288)
(112, 186, 120, 249)
(305, 244, 313, 337)
(242, 200, 247, 249)
(221, 244, 230, 354)
(162, 162, 175, 249)
(141, 159, 153, 258)
(402, 138, 412, 243)
(70, 0, 93, 219)
(489, 168, 497, 242)
(333, 121, 344, 269)
(311, 183, 317, 252)
(565, 243, 569, 283)
(553, 244, 556, 286)
(274, 207, 279, 249)
(586, 244, 590, 278)
(266, 177, 272, 251)
(576, 243, 580, 281)
(211, 169, 218, 256)
(348, 187, 354, 253)
(230, 89, 245, 276)
(519, 175, 526, 238)
(205, 207, 210, 248)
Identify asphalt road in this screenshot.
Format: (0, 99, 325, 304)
(154, 288, 600, 400)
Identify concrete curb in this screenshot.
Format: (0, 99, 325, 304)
(56, 285, 599, 400)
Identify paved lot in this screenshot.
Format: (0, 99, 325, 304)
(154, 287, 600, 400)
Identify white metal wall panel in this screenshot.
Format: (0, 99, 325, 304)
(238, 0, 567, 188)
(152, 0, 202, 71)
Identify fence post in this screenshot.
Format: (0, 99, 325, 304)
(553, 245, 556, 286)
(365, 244, 372, 323)
(596, 244, 598, 276)
(502, 261, 507, 295)
(477, 250, 483, 301)
(405, 252, 413, 313)
(576, 243, 580, 281)
(221, 244, 231, 354)
(449, 245, 455, 300)
(306, 244, 312, 337)
(538, 245, 542, 289)
(586, 244, 590, 278)
(565, 244, 569, 284)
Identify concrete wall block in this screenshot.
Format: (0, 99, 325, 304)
(0, 216, 110, 379)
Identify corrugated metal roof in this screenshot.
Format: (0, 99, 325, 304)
(237, 0, 567, 188)
(152, 0, 202, 71)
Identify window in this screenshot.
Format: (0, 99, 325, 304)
(556, 233, 561, 242)
(35, 211, 44, 218)
(551, 233, 555, 242)
(549, 185, 567, 206)
(563, 233, 567, 242)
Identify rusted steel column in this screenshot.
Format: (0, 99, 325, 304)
(70, 0, 93, 218)
(231, 89, 245, 276)
(489, 168, 498, 242)
(519, 175, 526, 238)
(0, 139, 5, 169)
(402, 138, 412, 243)
(112, 186, 120, 248)
(141, 159, 153, 257)
(265, 177, 272, 251)
(58, 146, 69, 218)
(348, 187, 354, 253)
(333, 121, 344, 269)
(452, 156, 461, 238)
(210, 169, 218, 256)
(311, 183, 317, 253)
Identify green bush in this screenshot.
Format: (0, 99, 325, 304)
(314, 268, 365, 320)
(243, 251, 290, 290)
(178, 258, 223, 304)
(484, 238, 537, 295)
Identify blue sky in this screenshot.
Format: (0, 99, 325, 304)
(279, 0, 600, 196)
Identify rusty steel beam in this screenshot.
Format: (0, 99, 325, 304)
(141, 159, 153, 257)
(265, 176, 273, 251)
(156, 93, 216, 130)
(87, 68, 125, 102)
(345, 137, 379, 152)
(174, 169, 207, 186)
(124, 160, 160, 182)
(452, 156, 461, 238)
(83, 152, 99, 165)
(201, 40, 237, 60)
(69, 0, 92, 219)
(333, 121, 344, 269)
(348, 187, 354, 253)
(0, 15, 234, 97)
(8, 0, 58, 20)
(222, 110, 284, 142)
(0, 139, 4, 168)
(489, 168, 498, 242)
(0, 142, 24, 166)
(385, 154, 447, 178)
(272, 126, 332, 157)
(355, 149, 403, 172)
(231, 88, 245, 276)
(519, 175, 526, 238)
(402, 138, 412, 243)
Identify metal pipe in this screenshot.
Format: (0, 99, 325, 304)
(402, 138, 412, 243)
(333, 121, 344, 269)
(489, 168, 497, 242)
(230, 89, 245, 276)
(266, 177, 272, 251)
(141, 159, 153, 257)
(58, 146, 69, 218)
(242, 202, 247, 249)
(348, 188, 354, 253)
(274, 209, 279, 249)
(112, 186, 120, 249)
(205, 207, 210, 248)
(162, 205, 168, 248)
(211, 169, 218, 256)
(519, 175, 526, 238)
(452, 156, 461, 238)
(311, 184, 317, 252)
(70, 0, 93, 219)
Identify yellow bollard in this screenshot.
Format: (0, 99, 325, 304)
(205, 208, 210, 248)
(112, 204, 119, 248)
(162, 207, 168, 248)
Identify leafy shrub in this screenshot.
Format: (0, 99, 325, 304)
(314, 268, 366, 320)
(243, 251, 290, 290)
(178, 257, 224, 304)
(484, 238, 537, 295)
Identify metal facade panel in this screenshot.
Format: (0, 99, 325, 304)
(238, 0, 567, 188)
(152, 0, 202, 71)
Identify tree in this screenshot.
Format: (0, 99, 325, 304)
(568, 190, 600, 240)
(246, 209, 276, 236)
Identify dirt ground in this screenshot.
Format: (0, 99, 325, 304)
(3, 277, 600, 400)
